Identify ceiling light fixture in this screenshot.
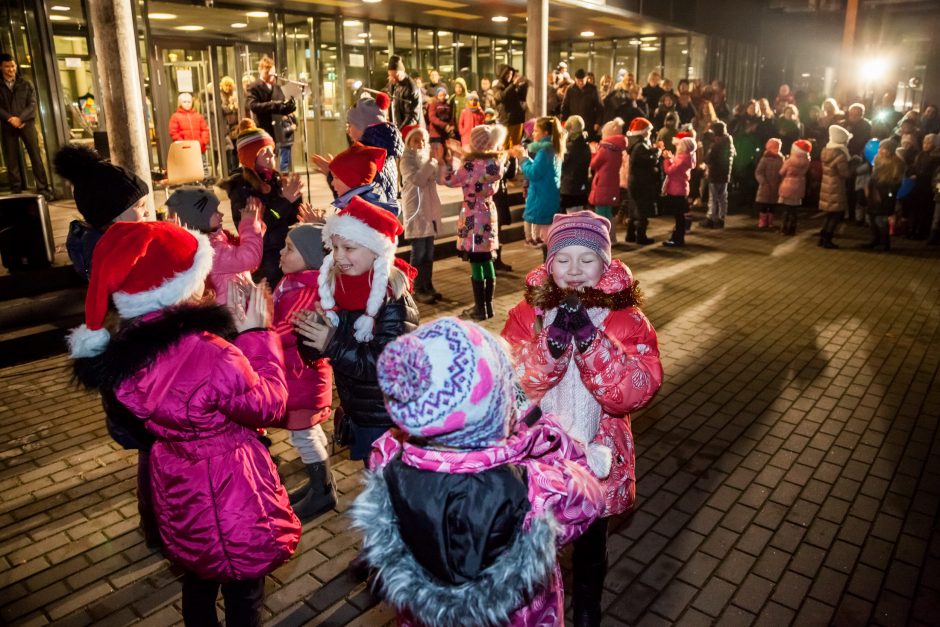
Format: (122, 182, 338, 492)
(580, 31, 594, 37)
(343, 19, 361, 26)
(491, 16, 508, 22)
(148, 12, 177, 19)
(175, 25, 205, 31)
(49, 15, 69, 20)
(640, 36, 658, 41)
(51, 5, 70, 11)
(246, 11, 268, 18)
(231, 22, 247, 28)
(363, 0, 382, 3)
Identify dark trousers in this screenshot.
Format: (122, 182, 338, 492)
(821, 212, 842, 236)
(1, 123, 50, 192)
(181, 572, 265, 627)
(572, 517, 609, 624)
(661, 195, 688, 243)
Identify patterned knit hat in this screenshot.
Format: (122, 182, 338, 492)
(377, 317, 517, 448)
(68, 221, 213, 358)
(468, 124, 506, 153)
(545, 210, 612, 271)
(328, 142, 387, 189)
(319, 195, 403, 342)
(236, 119, 275, 171)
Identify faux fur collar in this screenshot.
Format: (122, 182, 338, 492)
(73, 304, 237, 390)
(524, 260, 642, 311)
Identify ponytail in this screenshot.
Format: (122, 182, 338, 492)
(536, 116, 566, 158)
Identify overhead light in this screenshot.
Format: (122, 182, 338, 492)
(49, 15, 70, 21)
(681, 49, 688, 54)
(640, 36, 658, 42)
(641, 46, 658, 51)
(801, 72, 811, 77)
(491, 15, 508, 22)
(175, 25, 204, 31)
(51, 5, 70, 10)
(437, 30, 450, 36)
(246, 11, 268, 18)
(580, 31, 594, 37)
(628, 38, 641, 45)
(343, 19, 361, 26)
(148, 12, 177, 19)
(357, 32, 369, 38)
(363, 0, 382, 3)
(231, 22, 248, 28)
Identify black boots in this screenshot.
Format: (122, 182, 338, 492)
(413, 261, 439, 304)
(626, 219, 637, 243)
(290, 460, 337, 522)
(493, 247, 513, 273)
(462, 279, 487, 320)
(636, 218, 655, 245)
(572, 518, 608, 627)
(818, 232, 839, 249)
(781, 208, 798, 235)
(483, 278, 494, 319)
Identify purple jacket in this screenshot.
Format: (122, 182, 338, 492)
(115, 315, 300, 581)
(353, 417, 604, 627)
(662, 150, 695, 197)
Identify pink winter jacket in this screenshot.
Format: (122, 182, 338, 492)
(273, 269, 333, 430)
(356, 418, 604, 627)
(116, 326, 301, 581)
(502, 260, 663, 518)
(777, 150, 811, 205)
(207, 216, 265, 306)
(588, 134, 626, 206)
(662, 150, 695, 197)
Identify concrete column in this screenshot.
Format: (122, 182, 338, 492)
(525, 0, 549, 118)
(87, 0, 153, 199)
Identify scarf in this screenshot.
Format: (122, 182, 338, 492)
(331, 259, 416, 312)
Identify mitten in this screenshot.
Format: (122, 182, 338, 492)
(561, 296, 596, 352)
(546, 307, 572, 359)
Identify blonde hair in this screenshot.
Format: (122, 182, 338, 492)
(535, 116, 566, 158)
(219, 76, 236, 91)
(258, 55, 274, 70)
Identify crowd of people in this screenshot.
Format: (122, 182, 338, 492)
(47, 50, 939, 627)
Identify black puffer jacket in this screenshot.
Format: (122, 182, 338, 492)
(297, 294, 419, 428)
(560, 134, 592, 196)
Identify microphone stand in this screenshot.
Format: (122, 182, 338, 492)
(277, 75, 313, 204)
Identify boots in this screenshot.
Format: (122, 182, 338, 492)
(493, 247, 513, 273)
(292, 460, 337, 522)
(461, 279, 486, 320)
(818, 232, 839, 249)
(766, 212, 775, 229)
(625, 219, 637, 243)
(482, 278, 495, 319)
(413, 262, 437, 304)
(758, 212, 769, 228)
(572, 519, 608, 627)
(636, 218, 655, 245)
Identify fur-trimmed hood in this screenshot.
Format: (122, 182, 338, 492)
(523, 259, 642, 312)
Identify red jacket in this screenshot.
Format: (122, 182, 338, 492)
(169, 107, 210, 152)
(459, 106, 485, 147)
(588, 135, 626, 206)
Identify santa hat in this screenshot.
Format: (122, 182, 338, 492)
(236, 120, 275, 171)
(68, 221, 213, 359)
(674, 130, 694, 143)
(318, 196, 403, 342)
(792, 139, 812, 155)
(328, 142, 387, 189)
(468, 124, 506, 153)
(626, 117, 653, 136)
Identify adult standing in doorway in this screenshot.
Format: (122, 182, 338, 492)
(386, 55, 423, 133)
(0, 53, 52, 199)
(219, 76, 241, 173)
(561, 69, 604, 140)
(245, 56, 296, 144)
(493, 65, 528, 149)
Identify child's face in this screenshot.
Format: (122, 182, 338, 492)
(437, 91, 448, 103)
(408, 134, 427, 151)
(346, 123, 364, 142)
(532, 125, 547, 141)
(551, 246, 604, 290)
(331, 235, 376, 276)
(255, 146, 277, 174)
(209, 210, 223, 231)
(331, 175, 351, 196)
(280, 237, 307, 274)
(116, 196, 150, 222)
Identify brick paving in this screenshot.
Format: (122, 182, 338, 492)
(1, 212, 939, 626)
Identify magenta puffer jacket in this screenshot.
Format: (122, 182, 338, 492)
(588, 134, 626, 206)
(777, 150, 811, 205)
(662, 150, 695, 197)
(353, 418, 604, 627)
(116, 326, 301, 581)
(207, 216, 265, 306)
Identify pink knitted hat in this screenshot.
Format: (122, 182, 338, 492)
(545, 210, 612, 271)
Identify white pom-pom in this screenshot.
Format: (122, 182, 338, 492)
(353, 315, 376, 343)
(325, 310, 340, 326)
(68, 324, 110, 359)
(585, 442, 612, 479)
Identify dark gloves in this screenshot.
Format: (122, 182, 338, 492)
(559, 295, 596, 352)
(546, 306, 572, 359)
(283, 97, 297, 114)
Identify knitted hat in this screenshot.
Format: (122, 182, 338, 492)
(466, 90, 480, 103)
(68, 221, 213, 359)
(545, 210, 612, 271)
(469, 124, 507, 153)
(318, 195, 403, 342)
(602, 119, 624, 138)
(484, 107, 496, 118)
(388, 55, 405, 72)
(565, 115, 585, 136)
(165, 186, 221, 233)
(377, 317, 517, 448)
(287, 223, 325, 269)
(328, 141, 387, 189)
(676, 136, 697, 154)
(433, 86, 448, 97)
(53, 145, 149, 230)
(626, 117, 653, 136)
(236, 119, 275, 171)
(765, 138, 782, 154)
(374, 92, 390, 111)
(792, 139, 812, 154)
(828, 125, 851, 145)
(347, 96, 386, 131)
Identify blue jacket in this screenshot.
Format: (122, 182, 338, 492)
(521, 139, 561, 225)
(361, 122, 404, 213)
(332, 183, 399, 214)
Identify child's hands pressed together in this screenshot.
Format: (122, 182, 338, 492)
(229, 279, 273, 332)
(292, 309, 332, 352)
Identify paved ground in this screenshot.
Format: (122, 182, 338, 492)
(1, 211, 938, 626)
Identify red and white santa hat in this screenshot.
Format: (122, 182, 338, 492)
(318, 195, 404, 342)
(792, 139, 812, 155)
(626, 117, 653, 136)
(68, 221, 214, 359)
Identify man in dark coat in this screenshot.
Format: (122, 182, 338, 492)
(386, 55, 423, 131)
(0, 53, 51, 198)
(245, 55, 296, 140)
(561, 69, 603, 140)
(493, 65, 528, 148)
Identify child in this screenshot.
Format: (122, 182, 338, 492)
(440, 125, 508, 320)
(703, 120, 735, 229)
(274, 224, 337, 520)
(278, 112, 298, 173)
(819, 125, 852, 249)
(353, 317, 605, 626)
(166, 185, 264, 305)
(488, 114, 517, 272)
(656, 111, 680, 148)
(220, 119, 303, 285)
(661, 136, 697, 246)
(345, 94, 403, 212)
(626, 117, 660, 245)
(513, 116, 565, 251)
(561, 115, 592, 212)
(327, 141, 396, 213)
(588, 118, 627, 243)
(754, 138, 784, 229)
(863, 139, 905, 251)
(427, 86, 453, 160)
(459, 91, 485, 148)
(293, 197, 419, 464)
(501, 212, 663, 625)
(483, 107, 497, 124)
(400, 127, 443, 304)
(71, 221, 300, 625)
(450, 77, 469, 136)
(778, 139, 812, 235)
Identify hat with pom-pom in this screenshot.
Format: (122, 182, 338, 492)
(53, 145, 149, 230)
(374, 91, 390, 112)
(347, 95, 387, 131)
(377, 317, 518, 448)
(318, 195, 403, 342)
(235, 119, 275, 171)
(68, 221, 213, 359)
(328, 141, 387, 189)
(626, 117, 653, 136)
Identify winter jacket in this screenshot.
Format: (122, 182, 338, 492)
(628, 140, 662, 210)
(459, 106, 485, 147)
(356, 417, 604, 627)
(66, 220, 103, 281)
(641, 84, 665, 111)
(588, 135, 626, 206)
(819, 146, 851, 213)
(361, 122, 404, 213)
(754, 151, 784, 204)
(560, 133, 592, 196)
(428, 99, 453, 140)
(207, 215, 265, 306)
(845, 117, 872, 157)
(73, 305, 301, 581)
(520, 139, 561, 225)
(298, 293, 419, 429)
(273, 270, 333, 430)
(494, 79, 528, 126)
(602, 88, 630, 125)
(705, 134, 735, 184)
(561, 84, 603, 134)
(389, 75, 423, 129)
(0, 76, 38, 127)
(441, 154, 506, 253)
(245, 79, 294, 139)
(400, 148, 442, 240)
(169, 107, 210, 152)
(662, 150, 695, 197)
(450, 78, 469, 127)
(502, 261, 663, 517)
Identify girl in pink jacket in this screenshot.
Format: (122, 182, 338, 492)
(70, 221, 300, 626)
(588, 118, 626, 237)
(166, 186, 264, 305)
(353, 317, 604, 627)
(661, 135, 697, 247)
(502, 211, 663, 625)
(778, 139, 812, 235)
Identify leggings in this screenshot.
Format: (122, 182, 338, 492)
(470, 260, 495, 280)
(181, 572, 265, 627)
(289, 425, 329, 464)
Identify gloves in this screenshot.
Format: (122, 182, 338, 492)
(546, 307, 571, 359)
(560, 296, 596, 352)
(283, 97, 297, 114)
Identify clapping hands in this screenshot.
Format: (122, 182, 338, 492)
(228, 279, 273, 333)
